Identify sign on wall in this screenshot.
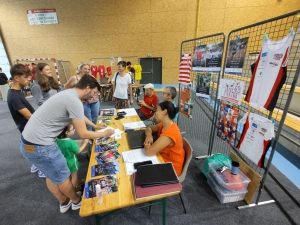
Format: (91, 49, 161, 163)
(27, 9, 58, 25)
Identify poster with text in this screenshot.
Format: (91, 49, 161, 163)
(192, 42, 223, 72)
(225, 37, 249, 74)
(217, 103, 239, 147)
(195, 73, 211, 99)
(179, 83, 193, 118)
(218, 79, 245, 105)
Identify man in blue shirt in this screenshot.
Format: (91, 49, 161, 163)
(162, 86, 178, 122)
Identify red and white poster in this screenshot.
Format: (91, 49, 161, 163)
(27, 9, 58, 25)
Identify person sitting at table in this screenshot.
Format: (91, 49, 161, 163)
(144, 101, 185, 176)
(136, 83, 159, 121)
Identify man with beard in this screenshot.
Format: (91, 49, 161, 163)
(20, 74, 114, 213)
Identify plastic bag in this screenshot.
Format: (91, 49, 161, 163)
(201, 153, 232, 178)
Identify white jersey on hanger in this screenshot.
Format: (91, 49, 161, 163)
(237, 112, 274, 167)
(245, 33, 294, 111)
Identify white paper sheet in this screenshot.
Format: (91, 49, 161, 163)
(122, 148, 159, 175)
(121, 108, 137, 116)
(97, 127, 122, 139)
(123, 121, 146, 130)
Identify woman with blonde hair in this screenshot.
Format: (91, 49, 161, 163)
(65, 62, 100, 131)
(31, 63, 60, 106)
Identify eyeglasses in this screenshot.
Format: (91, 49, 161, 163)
(68, 128, 75, 131)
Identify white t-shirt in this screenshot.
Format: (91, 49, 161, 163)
(112, 72, 131, 99)
(237, 112, 274, 167)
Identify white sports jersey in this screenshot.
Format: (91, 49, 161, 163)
(245, 33, 294, 111)
(237, 112, 274, 167)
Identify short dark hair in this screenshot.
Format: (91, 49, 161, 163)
(166, 86, 177, 99)
(31, 63, 36, 66)
(10, 64, 31, 78)
(57, 123, 73, 139)
(126, 61, 132, 66)
(0, 67, 2, 70)
(118, 61, 126, 68)
(159, 101, 179, 120)
(75, 74, 100, 91)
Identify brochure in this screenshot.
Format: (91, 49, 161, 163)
(84, 175, 118, 198)
(91, 161, 120, 177)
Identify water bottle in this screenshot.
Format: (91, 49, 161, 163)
(95, 184, 103, 204)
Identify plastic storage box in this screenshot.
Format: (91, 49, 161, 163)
(207, 173, 248, 203)
(208, 162, 251, 192)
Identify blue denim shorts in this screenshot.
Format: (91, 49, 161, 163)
(19, 139, 70, 184)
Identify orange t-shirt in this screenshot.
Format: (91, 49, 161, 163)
(158, 123, 185, 176)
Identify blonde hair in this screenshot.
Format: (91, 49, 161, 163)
(76, 62, 90, 74)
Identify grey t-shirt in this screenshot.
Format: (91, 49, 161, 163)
(23, 89, 84, 145)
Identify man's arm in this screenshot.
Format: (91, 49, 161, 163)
(18, 108, 33, 120)
(72, 118, 114, 139)
(138, 100, 157, 112)
(84, 116, 96, 130)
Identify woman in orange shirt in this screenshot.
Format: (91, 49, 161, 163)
(144, 101, 185, 176)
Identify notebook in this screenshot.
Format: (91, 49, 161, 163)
(132, 172, 182, 199)
(126, 129, 145, 149)
(136, 163, 179, 187)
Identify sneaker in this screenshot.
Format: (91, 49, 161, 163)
(60, 199, 72, 213)
(30, 165, 38, 173)
(72, 198, 82, 210)
(38, 170, 46, 178)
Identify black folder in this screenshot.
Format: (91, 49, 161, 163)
(136, 163, 179, 187)
(127, 129, 145, 149)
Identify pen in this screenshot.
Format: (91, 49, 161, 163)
(113, 122, 118, 127)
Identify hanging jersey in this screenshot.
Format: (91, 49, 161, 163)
(90, 65, 98, 78)
(245, 33, 294, 111)
(178, 53, 192, 84)
(24, 63, 30, 68)
(133, 64, 142, 80)
(106, 66, 112, 76)
(236, 112, 274, 167)
(98, 65, 106, 79)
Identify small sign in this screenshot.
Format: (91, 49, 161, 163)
(27, 9, 58, 25)
(218, 79, 245, 105)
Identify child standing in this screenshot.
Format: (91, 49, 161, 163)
(56, 123, 89, 195)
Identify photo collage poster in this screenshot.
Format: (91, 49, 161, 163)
(179, 83, 194, 118)
(192, 41, 224, 72)
(225, 37, 249, 74)
(217, 103, 239, 147)
(195, 73, 211, 100)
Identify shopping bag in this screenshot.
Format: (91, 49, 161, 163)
(201, 153, 232, 178)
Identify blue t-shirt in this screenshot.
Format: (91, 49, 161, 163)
(172, 101, 179, 122)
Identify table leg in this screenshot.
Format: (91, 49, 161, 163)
(95, 214, 101, 225)
(162, 198, 166, 225)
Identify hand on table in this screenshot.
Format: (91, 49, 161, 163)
(103, 129, 115, 137)
(144, 135, 153, 146)
(96, 122, 107, 130)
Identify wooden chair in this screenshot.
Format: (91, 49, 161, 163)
(148, 137, 193, 214)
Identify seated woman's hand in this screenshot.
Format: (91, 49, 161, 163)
(144, 135, 153, 146)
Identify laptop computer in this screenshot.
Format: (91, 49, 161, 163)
(99, 78, 109, 84)
(127, 129, 145, 149)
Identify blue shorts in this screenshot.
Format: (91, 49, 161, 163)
(19, 139, 70, 184)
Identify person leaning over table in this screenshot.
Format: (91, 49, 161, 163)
(20, 74, 115, 214)
(144, 101, 185, 176)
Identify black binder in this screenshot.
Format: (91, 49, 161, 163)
(127, 129, 145, 149)
(136, 163, 179, 187)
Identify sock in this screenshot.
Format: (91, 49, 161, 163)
(62, 198, 70, 206)
(73, 198, 81, 205)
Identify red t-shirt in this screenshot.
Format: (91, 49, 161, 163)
(31, 67, 36, 80)
(106, 66, 112, 76)
(98, 65, 106, 79)
(139, 92, 159, 118)
(90, 65, 98, 78)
